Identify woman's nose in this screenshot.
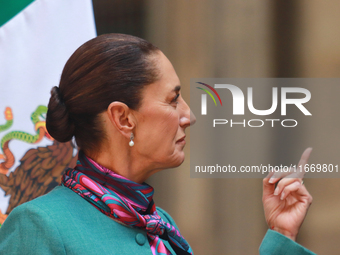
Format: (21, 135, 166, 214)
(189, 110, 196, 126)
(179, 99, 196, 127)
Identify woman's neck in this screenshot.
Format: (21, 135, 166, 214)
(85, 143, 161, 184)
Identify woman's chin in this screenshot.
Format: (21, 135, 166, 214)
(156, 150, 186, 169)
(170, 152, 186, 168)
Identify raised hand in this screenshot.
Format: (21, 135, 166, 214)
(262, 148, 313, 241)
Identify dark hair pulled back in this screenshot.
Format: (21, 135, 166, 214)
(46, 34, 160, 153)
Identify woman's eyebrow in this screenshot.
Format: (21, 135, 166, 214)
(173, 85, 181, 93)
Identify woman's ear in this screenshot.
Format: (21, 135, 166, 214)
(106, 102, 136, 138)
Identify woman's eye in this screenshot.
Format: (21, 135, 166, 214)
(171, 94, 180, 104)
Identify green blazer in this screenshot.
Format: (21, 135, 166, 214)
(0, 186, 186, 254)
(0, 185, 316, 254)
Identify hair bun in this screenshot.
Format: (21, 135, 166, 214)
(46, 86, 75, 142)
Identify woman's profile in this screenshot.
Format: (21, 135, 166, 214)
(0, 34, 314, 254)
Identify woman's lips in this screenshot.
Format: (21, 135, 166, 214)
(176, 136, 186, 144)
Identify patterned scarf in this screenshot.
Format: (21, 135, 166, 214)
(61, 152, 193, 255)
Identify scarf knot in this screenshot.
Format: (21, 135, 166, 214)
(145, 215, 165, 236)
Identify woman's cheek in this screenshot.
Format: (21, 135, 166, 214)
(167, 109, 180, 128)
(157, 111, 179, 134)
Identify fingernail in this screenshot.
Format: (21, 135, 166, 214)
(274, 187, 279, 196)
(280, 192, 285, 200)
(269, 178, 275, 183)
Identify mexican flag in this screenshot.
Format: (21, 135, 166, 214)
(0, 0, 96, 219)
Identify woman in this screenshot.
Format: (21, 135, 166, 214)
(0, 34, 314, 254)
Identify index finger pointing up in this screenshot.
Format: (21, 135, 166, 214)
(296, 147, 313, 177)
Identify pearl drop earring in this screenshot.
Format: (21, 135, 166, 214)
(129, 133, 134, 147)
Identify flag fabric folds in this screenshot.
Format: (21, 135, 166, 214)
(0, 0, 96, 214)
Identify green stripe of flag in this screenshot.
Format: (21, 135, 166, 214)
(0, 0, 34, 27)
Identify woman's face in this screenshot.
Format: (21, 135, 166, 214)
(133, 51, 195, 171)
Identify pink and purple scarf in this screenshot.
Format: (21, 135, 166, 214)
(61, 152, 192, 255)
